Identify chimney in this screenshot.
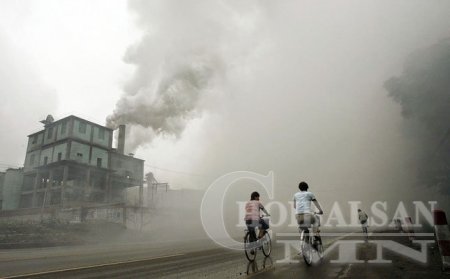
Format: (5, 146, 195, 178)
(118, 125, 126, 154)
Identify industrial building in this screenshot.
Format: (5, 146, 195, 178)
(0, 115, 144, 213)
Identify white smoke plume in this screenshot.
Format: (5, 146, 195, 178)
(106, 1, 450, 212)
(107, 0, 267, 151)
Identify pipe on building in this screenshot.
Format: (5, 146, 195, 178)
(118, 125, 126, 154)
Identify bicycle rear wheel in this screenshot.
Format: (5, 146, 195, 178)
(363, 227, 368, 241)
(262, 232, 271, 257)
(301, 233, 313, 266)
(316, 235, 324, 259)
(244, 232, 257, 262)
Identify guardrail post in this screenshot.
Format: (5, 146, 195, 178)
(433, 209, 450, 271)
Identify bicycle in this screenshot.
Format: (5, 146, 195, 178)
(246, 255, 273, 275)
(299, 212, 324, 266)
(244, 215, 271, 261)
(361, 221, 368, 242)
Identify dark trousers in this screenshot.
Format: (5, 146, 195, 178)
(246, 219, 269, 242)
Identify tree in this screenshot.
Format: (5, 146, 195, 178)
(384, 39, 450, 194)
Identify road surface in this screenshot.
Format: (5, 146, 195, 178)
(0, 231, 448, 278)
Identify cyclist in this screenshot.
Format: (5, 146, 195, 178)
(358, 209, 369, 234)
(245, 191, 270, 242)
(293, 181, 324, 244)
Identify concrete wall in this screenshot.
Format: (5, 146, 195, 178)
(0, 206, 125, 225)
(52, 143, 68, 162)
(69, 142, 90, 164)
(2, 169, 23, 210)
(92, 126, 111, 148)
(110, 153, 144, 181)
(40, 148, 53, 166)
(25, 140, 110, 169)
(26, 132, 44, 152)
(24, 143, 68, 172)
(55, 119, 70, 141)
(43, 125, 57, 145)
(24, 150, 41, 172)
(72, 119, 92, 142)
(24, 118, 113, 172)
(90, 147, 108, 168)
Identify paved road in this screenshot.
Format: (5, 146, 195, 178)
(0, 231, 448, 278)
(0, 238, 252, 279)
(250, 231, 449, 278)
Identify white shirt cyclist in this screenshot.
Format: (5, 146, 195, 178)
(293, 191, 316, 214)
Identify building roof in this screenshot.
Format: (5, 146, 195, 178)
(110, 152, 145, 162)
(28, 115, 113, 137)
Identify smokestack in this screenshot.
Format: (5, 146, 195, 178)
(118, 125, 125, 154)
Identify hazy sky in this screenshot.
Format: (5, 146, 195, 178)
(1, 0, 450, 208)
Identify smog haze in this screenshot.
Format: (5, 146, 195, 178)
(1, 0, 450, 227)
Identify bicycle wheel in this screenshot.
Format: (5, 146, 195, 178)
(363, 227, 368, 241)
(316, 235, 324, 259)
(301, 233, 313, 266)
(244, 232, 257, 262)
(262, 232, 271, 257)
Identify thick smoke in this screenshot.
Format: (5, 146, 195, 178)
(106, 0, 265, 151)
(107, 0, 450, 213)
(384, 39, 450, 194)
(106, 54, 220, 134)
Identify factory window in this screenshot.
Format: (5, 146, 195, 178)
(79, 122, 87, 134)
(32, 135, 37, 144)
(61, 121, 67, 134)
(47, 127, 53, 139)
(57, 152, 62, 161)
(98, 128, 105, 140)
(43, 156, 48, 165)
(97, 158, 102, 168)
(30, 154, 35, 165)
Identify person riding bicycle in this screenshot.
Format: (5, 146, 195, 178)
(358, 209, 368, 231)
(245, 191, 270, 242)
(294, 181, 324, 244)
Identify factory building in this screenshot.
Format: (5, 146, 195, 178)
(1, 115, 144, 212)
